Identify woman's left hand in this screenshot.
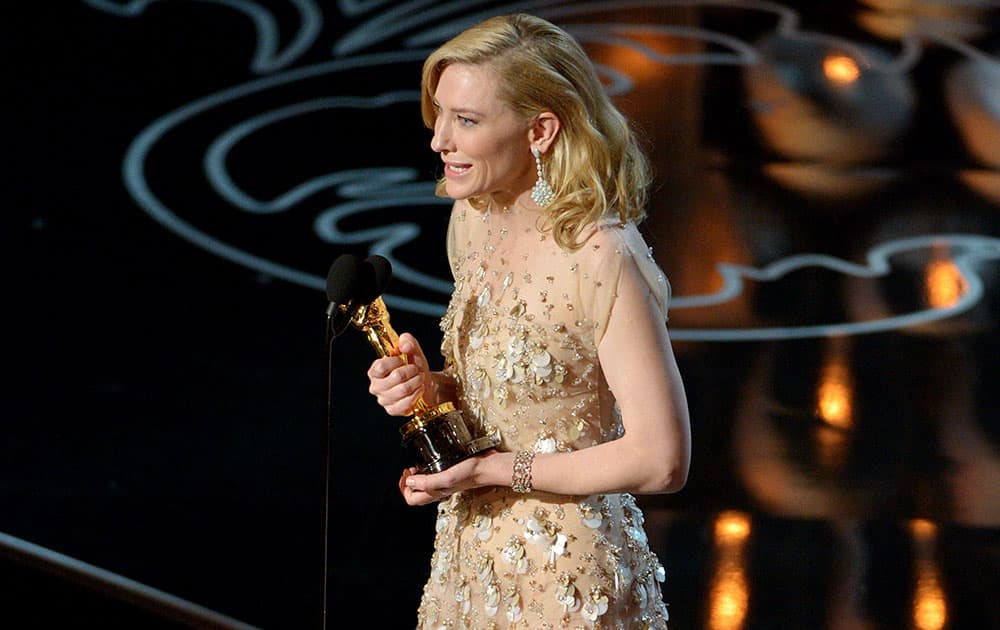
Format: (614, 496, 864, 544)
(399, 450, 497, 506)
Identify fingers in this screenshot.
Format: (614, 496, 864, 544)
(397, 456, 481, 506)
(398, 467, 418, 495)
(397, 333, 429, 369)
(367, 359, 420, 389)
(401, 488, 438, 506)
(398, 468, 439, 506)
(404, 466, 461, 496)
(368, 365, 425, 416)
(366, 355, 407, 380)
(383, 388, 424, 417)
(367, 334, 432, 416)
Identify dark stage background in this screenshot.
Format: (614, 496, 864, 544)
(6, 2, 1000, 629)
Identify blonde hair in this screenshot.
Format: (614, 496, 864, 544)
(421, 13, 652, 250)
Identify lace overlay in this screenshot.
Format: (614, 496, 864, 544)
(420, 202, 671, 629)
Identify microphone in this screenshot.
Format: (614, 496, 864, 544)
(325, 254, 393, 340)
(325, 254, 364, 340)
(326, 254, 362, 304)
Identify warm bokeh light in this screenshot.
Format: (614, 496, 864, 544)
(910, 519, 948, 630)
(925, 258, 967, 308)
(824, 54, 861, 86)
(715, 511, 752, 544)
(709, 569, 749, 630)
(817, 377, 852, 429)
(914, 585, 947, 630)
(814, 341, 855, 470)
(910, 518, 937, 541)
(816, 353, 854, 430)
(708, 511, 751, 630)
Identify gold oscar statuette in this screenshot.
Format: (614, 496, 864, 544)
(347, 297, 499, 473)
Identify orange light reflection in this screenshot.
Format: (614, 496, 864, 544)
(816, 348, 854, 431)
(824, 54, 861, 86)
(708, 511, 751, 630)
(925, 257, 966, 309)
(715, 510, 752, 543)
(599, 32, 675, 84)
(815, 341, 855, 471)
(909, 519, 948, 630)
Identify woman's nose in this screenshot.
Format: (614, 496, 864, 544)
(430, 118, 451, 153)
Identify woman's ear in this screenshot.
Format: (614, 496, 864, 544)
(529, 111, 561, 154)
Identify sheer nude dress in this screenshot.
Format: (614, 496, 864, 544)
(418, 200, 672, 630)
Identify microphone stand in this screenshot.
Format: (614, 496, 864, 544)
(321, 300, 360, 630)
(319, 252, 371, 629)
(321, 302, 341, 630)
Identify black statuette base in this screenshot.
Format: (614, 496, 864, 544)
(401, 410, 496, 474)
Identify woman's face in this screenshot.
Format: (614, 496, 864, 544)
(430, 63, 536, 205)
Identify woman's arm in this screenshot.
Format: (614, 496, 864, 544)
(401, 256, 692, 504)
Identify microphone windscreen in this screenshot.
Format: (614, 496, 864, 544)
(353, 256, 384, 305)
(326, 254, 362, 303)
(367, 255, 392, 296)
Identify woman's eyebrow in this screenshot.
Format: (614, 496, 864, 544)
(433, 99, 487, 118)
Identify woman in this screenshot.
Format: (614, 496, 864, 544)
(367, 13, 691, 629)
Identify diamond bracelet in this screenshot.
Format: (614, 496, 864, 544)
(511, 450, 535, 493)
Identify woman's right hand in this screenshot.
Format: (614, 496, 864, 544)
(367, 332, 435, 416)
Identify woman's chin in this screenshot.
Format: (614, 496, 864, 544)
(444, 182, 476, 201)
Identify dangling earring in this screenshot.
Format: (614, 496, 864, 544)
(531, 147, 556, 207)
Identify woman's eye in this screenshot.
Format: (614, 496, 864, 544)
(458, 116, 477, 127)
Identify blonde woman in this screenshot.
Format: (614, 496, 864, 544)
(367, 13, 691, 629)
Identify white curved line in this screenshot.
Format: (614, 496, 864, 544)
(591, 62, 634, 96)
(336, 0, 397, 18)
(203, 92, 420, 213)
(668, 234, 1000, 341)
(930, 33, 1000, 66)
(400, 0, 797, 50)
(82, 0, 322, 72)
(121, 50, 433, 294)
(334, 0, 565, 56)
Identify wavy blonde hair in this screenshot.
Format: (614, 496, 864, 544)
(421, 13, 652, 250)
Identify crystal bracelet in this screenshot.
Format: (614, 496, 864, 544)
(511, 450, 535, 493)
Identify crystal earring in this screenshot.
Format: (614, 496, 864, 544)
(531, 147, 556, 207)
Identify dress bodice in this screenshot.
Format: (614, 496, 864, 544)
(439, 202, 670, 455)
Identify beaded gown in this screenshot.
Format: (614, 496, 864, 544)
(415, 200, 673, 630)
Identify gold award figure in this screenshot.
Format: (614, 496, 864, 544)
(348, 296, 498, 473)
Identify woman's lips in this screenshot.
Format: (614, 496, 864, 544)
(445, 162, 471, 176)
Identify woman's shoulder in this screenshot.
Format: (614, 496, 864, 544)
(572, 218, 643, 260)
(574, 218, 670, 313)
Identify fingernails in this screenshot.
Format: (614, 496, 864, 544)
(405, 478, 416, 488)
